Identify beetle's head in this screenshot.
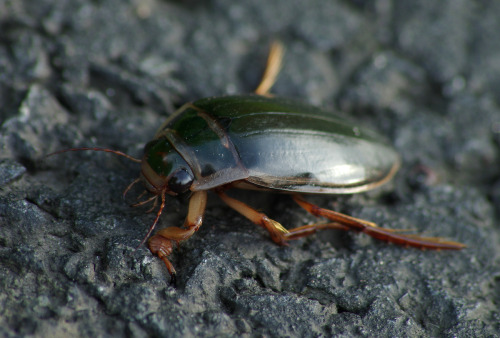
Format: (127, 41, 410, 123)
(45, 141, 193, 249)
(140, 138, 194, 196)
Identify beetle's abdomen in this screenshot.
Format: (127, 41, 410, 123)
(233, 129, 399, 194)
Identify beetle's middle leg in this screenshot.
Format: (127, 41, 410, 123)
(290, 194, 465, 250)
(148, 190, 207, 281)
(216, 190, 290, 245)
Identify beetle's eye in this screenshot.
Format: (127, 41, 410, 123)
(168, 168, 193, 194)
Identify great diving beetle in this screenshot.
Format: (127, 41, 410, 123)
(49, 42, 465, 283)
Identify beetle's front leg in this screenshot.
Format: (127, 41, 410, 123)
(148, 190, 207, 282)
(290, 194, 465, 250)
(216, 190, 290, 245)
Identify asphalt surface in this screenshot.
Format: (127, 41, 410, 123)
(1, 0, 499, 336)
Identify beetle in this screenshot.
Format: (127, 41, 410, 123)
(49, 42, 465, 283)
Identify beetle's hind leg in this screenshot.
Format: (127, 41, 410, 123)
(291, 194, 466, 250)
(216, 191, 465, 251)
(254, 41, 284, 96)
(216, 190, 406, 247)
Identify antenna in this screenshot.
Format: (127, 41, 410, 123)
(46, 147, 141, 163)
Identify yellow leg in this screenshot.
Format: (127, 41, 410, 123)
(216, 190, 290, 245)
(148, 190, 207, 283)
(254, 41, 285, 96)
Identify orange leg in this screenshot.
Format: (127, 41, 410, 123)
(291, 194, 466, 250)
(217, 191, 354, 243)
(216, 190, 291, 245)
(148, 190, 207, 284)
(217, 190, 465, 250)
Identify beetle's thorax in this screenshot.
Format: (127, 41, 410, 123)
(140, 138, 195, 196)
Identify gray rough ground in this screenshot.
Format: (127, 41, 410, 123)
(1, 0, 500, 337)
